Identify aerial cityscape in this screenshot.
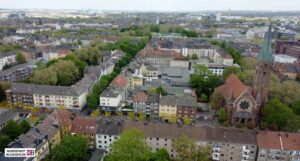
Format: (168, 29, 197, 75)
(0, 0, 300, 161)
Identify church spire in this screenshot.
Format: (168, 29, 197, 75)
(258, 24, 273, 62)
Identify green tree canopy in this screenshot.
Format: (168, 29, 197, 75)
(269, 80, 300, 105)
(172, 136, 211, 161)
(0, 81, 11, 101)
(16, 52, 26, 64)
(2, 120, 21, 140)
(0, 135, 11, 152)
(262, 99, 296, 131)
(31, 68, 57, 85)
(217, 108, 227, 123)
(19, 120, 31, 134)
(150, 148, 171, 161)
(46, 135, 88, 161)
(292, 99, 300, 116)
(106, 128, 151, 161)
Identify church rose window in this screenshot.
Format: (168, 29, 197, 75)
(240, 101, 250, 110)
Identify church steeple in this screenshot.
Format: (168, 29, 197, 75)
(253, 23, 273, 122)
(258, 24, 273, 62)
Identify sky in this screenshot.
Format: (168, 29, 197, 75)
(0, 0, 300, 11)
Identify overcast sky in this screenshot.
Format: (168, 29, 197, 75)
(1, 0, 300, 11)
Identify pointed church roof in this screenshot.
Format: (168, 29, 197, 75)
(258, 24, 273, 62)
(216, 73, 248, 100)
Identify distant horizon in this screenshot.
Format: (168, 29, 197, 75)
(1, 8, 300, 12)
(0, 0, 300, 12)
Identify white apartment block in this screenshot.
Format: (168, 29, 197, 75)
(0, 53, 16, 70)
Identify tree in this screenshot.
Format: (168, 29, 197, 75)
(2, 120, 21, 140)
(91, 110, 100, 118)
(210, 90, 224, 114)
(106, 129, 151, 161)
(0, 135, 11, 152)
(223, 66, 241, 79)
(50, 60, 80, 86)
(19, 120, 31, 134)
(241, 57, 258, 70)
(46, 135, 88, 161)
(193, 64, 211, 76)
(172, 136, 211, 161)
(183, 116, 192, 125)
(292, 100, 300, 116)
(150, 148, 171, 161)
(237, 70, 255, 85)
(262, 99, 295, 130)
(217, 108, 227, 123)
(87, 93, 99, 109)
(191, 54, 198, 60)
(31, 68, 57, 85)
(16, 52, 26, 64)
(0, 81, 11, 102)
(156, 86, 167, 96)
(200, 94, 208, 102)
(269, 80, 300, 105)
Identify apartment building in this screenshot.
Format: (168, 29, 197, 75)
(6, 83, 87, 110)
(99, 88, 122, 112)
(0, 63, 36, 82)
(257, 131, 300, 161)
(159, 95, 178, 122)
(0, 52, 16, 70)
(96, 119, 122, 154)
(71, 117, 98, 148)
(123, 121, 257, 161)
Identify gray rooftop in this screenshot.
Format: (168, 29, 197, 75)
(96, 118, 123, 136)
(9, 83, 82, 96)
(159, 95, 177, 106)
(0, 109, 19, 126)
(0, 63, 36, 76)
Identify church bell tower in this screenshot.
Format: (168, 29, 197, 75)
(253, 24, 273, 114)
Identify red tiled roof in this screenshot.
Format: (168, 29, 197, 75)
(282, 132, 300, 151)
(257, 131, 300, 151)
(133, 92, 147, 103)
(138, 48, 182, 60)
(111, 73, 127, 89)
(217, 73, 248, 99)
(257, 131, 281, 149)
(57, 110, 72, 127)
(224, 54, 233, 59)
(71, 117, 97, 134)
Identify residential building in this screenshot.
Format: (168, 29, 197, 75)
(36, 112, 61, 149)
(177, 95, 198, 119)
(257, 131, 300, 161)
(96, 119, 123, 154)
(146, 93, 160, 118)
(6, 83, 87, 110)
(159, 95, 177, 122)
(0, 63, 36, 83)
(71, 117, 97, 148)
(273, 54, 297, 64)
(0, 52, 16, 70)
(133, 91, 148, 113)
(170, 60, 189, 68)
(275, 40, 300, 59)
(57, 110, 73, 135)
(123, 121, 257, 161)
(99, 88, 122, 112)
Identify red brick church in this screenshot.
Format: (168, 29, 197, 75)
(215, 25, 273, 127)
